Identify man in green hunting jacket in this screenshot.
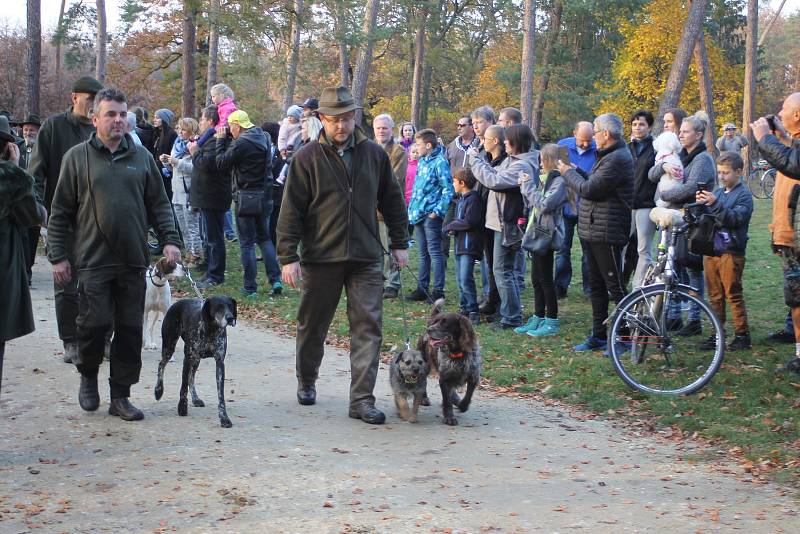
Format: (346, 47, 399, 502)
(29, 75, 103, 364)
(277, 86, 409, 425)
(48, 88, 182, 421)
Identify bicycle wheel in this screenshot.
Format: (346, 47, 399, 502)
(761, 169, 776, 199)
(747, 169, 765, 199)
(609, 284, 724, 395)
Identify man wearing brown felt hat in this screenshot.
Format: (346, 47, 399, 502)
(277, 86, 409, 424)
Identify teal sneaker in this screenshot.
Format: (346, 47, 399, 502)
(528, 318, 560, 337)
(240, 289, 258, 299)
(514, 315, 543, 334)
(269, 281, 283, 296)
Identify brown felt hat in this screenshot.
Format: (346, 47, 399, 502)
(0, 116, 15, 142)
(316, 86, 362, 116)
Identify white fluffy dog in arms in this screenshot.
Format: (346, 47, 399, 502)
(143, 258, 187, 351)
(653, 131, 684, 208)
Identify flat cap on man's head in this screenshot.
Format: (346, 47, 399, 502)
(316, 86, 362, 116)
(72, 76, 104, 95)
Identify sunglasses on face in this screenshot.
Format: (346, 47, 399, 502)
(456, 123, 470, 128)
(724, 128, 735, 131)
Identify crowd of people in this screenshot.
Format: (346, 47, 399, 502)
(2, 74, 800, 423)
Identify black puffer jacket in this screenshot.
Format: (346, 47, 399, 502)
(215, 126, 273, 191)
(191, 131, 232, 211)
(629, 136, 656, 209)
(562, 139, 634, 245)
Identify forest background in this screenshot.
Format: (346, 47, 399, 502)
(2, 0, 799, 144)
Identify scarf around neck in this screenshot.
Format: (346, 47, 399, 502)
(679, 141, 707, 168)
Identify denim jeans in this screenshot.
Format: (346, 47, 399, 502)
(236, 200, 281, 293)
(555, 215, 590, 294)
(224, 208, 236, 238)
(514, 247, 526, 291)
(415, 217, 446, 293)
(202, 209, 226, 283)
(668, 264, 704, 323)
(456, 254, 479, 313)
(493, 231, 522, 326)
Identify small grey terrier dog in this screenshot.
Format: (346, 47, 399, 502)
(389, 348, 430, 422)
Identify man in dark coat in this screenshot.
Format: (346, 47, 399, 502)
(15, 114, 43, 283)
(0, 128, 47, 395)
(623, 109, 657, 289)
(189, 105, 231, 287)
(48, 88, 182, 421)
(213, 109, 281, 295)
(277, 86, 409, 424)
(28, 75, 103, 364)
(558, 113, 634, 352)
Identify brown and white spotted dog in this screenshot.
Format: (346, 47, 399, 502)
(418, 299, 481, 426)
(154, 296, 237, 428)
(143, 257, 187, 350)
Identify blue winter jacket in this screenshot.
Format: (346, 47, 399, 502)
(443, 190, 484, 257)
(407, 145, 454, 224)
(707, 181, 753, 256)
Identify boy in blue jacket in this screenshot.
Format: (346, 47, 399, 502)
(444, 169, 485, 324)
(697, 151, 754, 351)
(406, 129, 454, 302)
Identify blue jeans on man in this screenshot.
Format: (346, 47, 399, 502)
(456, 254, 479, 314)
(555, 214, 590, 296)
(202, 209, 226, 284)
(415, 217, 446, 295)
(493, 231, 522, 326)
(236, 201, 281, 294)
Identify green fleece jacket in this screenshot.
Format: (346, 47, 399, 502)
(29, 107, 95, 212)
(47, 133, 182, 271)
(277, 127, 408, 265)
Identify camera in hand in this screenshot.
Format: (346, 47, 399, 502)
(765, 114, 777, 132)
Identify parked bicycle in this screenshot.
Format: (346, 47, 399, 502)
(607, 205, 724, 395)
(747, 159, 776, 199)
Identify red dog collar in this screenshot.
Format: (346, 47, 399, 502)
(449, 352, 464, 358)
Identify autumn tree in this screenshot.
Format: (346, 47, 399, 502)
(599, 0, 742, 135)
(181, 0, 197, 117)
(351, 0, 380, 126)
(282, 0, 304, 111)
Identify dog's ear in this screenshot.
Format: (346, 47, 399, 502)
(201, 298, 214, 326)
(457, 316, 477, 353)
(161, 257, 176, 275)
(228, 297, 237, 326)
(431, 298, 445, 318)
(416, 334, 428, 353)
(153, 258, 165, 278)
(394, 351, 404, 364)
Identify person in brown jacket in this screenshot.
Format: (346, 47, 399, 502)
(277, 87, 409, 424)
(373, 113, 408, 299)
(753, 92, 800, 372)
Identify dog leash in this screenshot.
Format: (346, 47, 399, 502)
(393, 256, 413, 351)
(184, 267, 205, 300)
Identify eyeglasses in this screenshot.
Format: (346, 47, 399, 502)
(456, 123, 470, 128)
(484, 137, 497, 142)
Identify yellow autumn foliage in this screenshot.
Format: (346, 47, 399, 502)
(598, 0, 743, 129)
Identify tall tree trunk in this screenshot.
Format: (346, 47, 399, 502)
(206, 0, 220, 105)
(420, 64, 433, 127)
(410, 8, 427, 128)
(532, 0, 562, 136)
(742, 0, 758, 169)
(26, 0, 41, 116)
(282, 0, 303, 112)
(95, 0, 107, 83)
(351, 0, 380, 125)
(181, 2, 197, 118)
(758, 0, 786, 48)
(335, 0, 350, 87)
(694, 31, 717, 154)
(655, 0, 708, 133)
(55, 0, 66, 93)
(520, 0, 536, 126)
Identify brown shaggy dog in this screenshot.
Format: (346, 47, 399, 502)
(417, 299, 481, 425)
